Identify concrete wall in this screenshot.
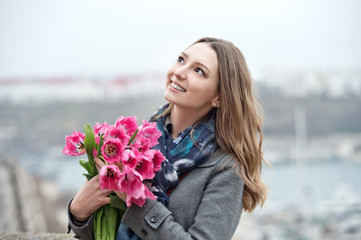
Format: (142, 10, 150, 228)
(0, 155, 47, 232)
(0, 232, 74, 240)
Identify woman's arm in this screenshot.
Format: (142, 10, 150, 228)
(67, 199, 95, 240)
(122, 161, 244, 240)
(68, 174, 112, 239)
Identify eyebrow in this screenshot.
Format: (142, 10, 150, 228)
(181, 52, 210, 74)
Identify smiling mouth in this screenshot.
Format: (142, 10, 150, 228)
(171, 81, 186, 92)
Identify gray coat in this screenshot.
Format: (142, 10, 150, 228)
(68, 149, 244, 240)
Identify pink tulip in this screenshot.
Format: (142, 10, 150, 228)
(108, 125, 130, 145)
(121, 148, 141, 169)
(135, 155, 154, 180)
(63, 131, 86, 156)
(146, 149, 165, 173)
(126, 186, 156, 207)
(94, 122, 111, 145)
(135, 120, 162, 150)
(101, 139, 125, 164)
(118, 166, 144, 197)
(99, 164, 122, 191)
(115, 116, 138, 138)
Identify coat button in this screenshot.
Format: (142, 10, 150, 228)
(150, 216, 157, 223)
(141, 229, 147, 236)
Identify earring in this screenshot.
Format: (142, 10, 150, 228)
(213, 102, 218, 107)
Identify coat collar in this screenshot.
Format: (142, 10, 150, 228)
(197, 148, 231, 168)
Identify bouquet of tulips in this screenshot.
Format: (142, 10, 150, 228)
(63, 116, 165, 240)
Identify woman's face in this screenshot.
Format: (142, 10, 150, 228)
(164, 42, 219, 114)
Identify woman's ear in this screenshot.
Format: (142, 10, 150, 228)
(212, 99, 220, 108)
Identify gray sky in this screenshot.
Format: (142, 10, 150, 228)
(0, 0, 360, 78)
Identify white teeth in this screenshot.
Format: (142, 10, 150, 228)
(171, 82, 186, 92)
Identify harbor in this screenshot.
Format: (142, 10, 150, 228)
(1, 75, 361, 239)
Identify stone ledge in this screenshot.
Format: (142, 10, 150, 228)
(0, 232, 74, 240)
(0, 156, 48, 232)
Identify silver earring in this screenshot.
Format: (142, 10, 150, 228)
(213, 102, 218, 107)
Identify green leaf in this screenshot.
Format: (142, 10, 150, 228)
(79, 159, 92, 174)
(83, 124, 97, 176)
(97, 136, 104, 154)
(83, 124, 95, 158)
(80, 158, 94, 180)
(110, 194, 127, 211)
(97, 154, 105, 163)
(128, 129, 138, 144)
(82, 173, 93, 181)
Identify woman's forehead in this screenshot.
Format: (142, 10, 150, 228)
(184, 42, 218, 71)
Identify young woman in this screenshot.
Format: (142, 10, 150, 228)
(68, 37, 268, 240)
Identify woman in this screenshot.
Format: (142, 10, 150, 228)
(68, 37, 268, 240)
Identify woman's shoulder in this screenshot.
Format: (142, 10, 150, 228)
(199, 148, 243, 182)
(198, 148, 235, 169)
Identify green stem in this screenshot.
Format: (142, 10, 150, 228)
(94, 207, 104, 240)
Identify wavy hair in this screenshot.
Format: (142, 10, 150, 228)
(159, 37, 268, 212)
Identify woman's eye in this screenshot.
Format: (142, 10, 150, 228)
(177, 56, 184, 63)
(195, 68, 205, 76)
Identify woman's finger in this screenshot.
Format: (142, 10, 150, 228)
(114, 190, 127, 202)
(94, 157, 105, 172)
(101, 189, 114, 196)
(114, 161, 124, 171)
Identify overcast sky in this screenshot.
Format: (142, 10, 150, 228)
(0, 0, 360, 79)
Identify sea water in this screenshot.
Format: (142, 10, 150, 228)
(20, 151, 361, 210)
(262, 160, 361, 209)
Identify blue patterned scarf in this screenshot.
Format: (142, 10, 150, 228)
(150, 104, 218, 205)
(116, 104, 218, 240)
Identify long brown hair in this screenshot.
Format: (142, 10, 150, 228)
(159, 37, 268, 212)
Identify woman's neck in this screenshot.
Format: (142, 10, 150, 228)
(169, 105, 209, 139)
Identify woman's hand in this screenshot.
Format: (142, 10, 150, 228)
(70, 171, 112, 222)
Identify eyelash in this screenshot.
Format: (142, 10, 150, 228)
(177, 56, 184, 63)
(195, 68, 205, 76)
(177, 56, 205, 77)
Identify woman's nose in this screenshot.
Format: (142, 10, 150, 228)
(174, 66, 186, 80)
